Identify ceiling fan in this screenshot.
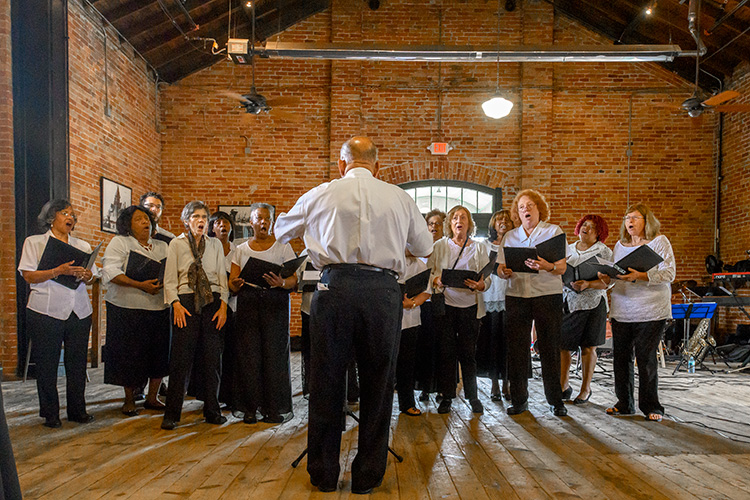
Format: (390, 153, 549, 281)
(656, 0, 750, 117)
(220, 2, 302, 123)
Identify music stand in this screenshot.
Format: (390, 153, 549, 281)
(671, 302, 717, 374)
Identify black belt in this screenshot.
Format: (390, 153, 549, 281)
(323, 263, 399, 280)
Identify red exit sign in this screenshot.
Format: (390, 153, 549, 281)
(428, 142, 452, 155)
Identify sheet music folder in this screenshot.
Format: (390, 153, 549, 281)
(37, 237, 102, 290)
(503, 233, 566, 274)
(299, 262, 321, 292)
(441, 251, 497, 289)
(562, 257, 600, 289)
(400, 269, 431, 298)
(239, 255, 306, 289)
(590, 245, 664, 278)
(125, 251, 166, 282)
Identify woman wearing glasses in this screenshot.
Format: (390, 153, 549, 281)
(161, 201, 229, 430)
(599, 203, 675, 422)
(497, 189, 568, 417)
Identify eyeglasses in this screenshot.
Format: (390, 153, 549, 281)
(427, 221, 442, 227)
(59, 210, 77, 220)
(622, 216, 644, 221)
(518, 203, 536, 212)
(190, 214, 208, 221)
(143, 203, 162, 211)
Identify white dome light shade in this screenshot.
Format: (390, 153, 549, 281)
(482, 96, 513, 119)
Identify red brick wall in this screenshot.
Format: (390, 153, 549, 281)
(0, 0, 16, 373)
(159, 0, 719, 339)
(716, 63, 750, 339)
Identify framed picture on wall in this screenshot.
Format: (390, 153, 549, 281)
(100, 177, 132, 233)
(218, 204, 255, 240)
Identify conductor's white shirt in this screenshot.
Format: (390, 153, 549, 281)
(274, 167, 433, 277)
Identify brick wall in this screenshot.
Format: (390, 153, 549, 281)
(159, 0, 720, 337)
(0, 0, 16, 373)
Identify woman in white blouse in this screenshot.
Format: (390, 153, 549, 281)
(497, 189, 568, 417)
(560, 215, 612, 405)
(102, 205, 169, 416)
(18, 200, 96, 428)
(229, 203, 298, 424)
(428, 205, 491, 415)
(161, 201, 228, 430)
(599, 203, 675, 422)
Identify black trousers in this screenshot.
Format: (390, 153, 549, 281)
(307, 267, 401, 491)
(505, 294, 564, 408)
(396, 326, 420, 411)
(0, 383, 21, 500)
(415, 301, 439, 393)
(164, 293, 224, 422)
(438, 305, 480, 400)
(234, 288, 292, 417)
(303, 311, 360, 401)
(611, 319, 666, 416)
(27, 309, 91, 420)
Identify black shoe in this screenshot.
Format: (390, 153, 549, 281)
(562, 386, 573, 401)
(43, 416, 62, 428)
(206, 414, 227, 425)
(552, 404, 568, 417)
(573, 390, 592, 405)
(470, 399, 484, 414)
(161, 419, 177, 430)
(437, 398, 452, 414)
(243, 413, 258, 424)
(143, 400, 166, 411)
(69, 413, 95, 424)
(506, 403, 528, 415)
(418, 391, 429, 402)
(310, 477, 337, 493)
(352, 478, 382, 495)
(121, 408, 139, 417)
(263, 414, 285, 424)
(134, 392, 146, 402)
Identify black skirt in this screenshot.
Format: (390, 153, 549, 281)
(103, 303, 171, 388)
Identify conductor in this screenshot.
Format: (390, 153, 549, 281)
(275, 137, 432, 494)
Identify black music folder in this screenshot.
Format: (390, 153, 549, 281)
(400, 269, 431, 298)
(125, 251, 166, 282)
(562, 257, 600, 290)
(239, 255, 306, 289)
(590, 245, 664, 278)
(502, 233, 566, 274)
(37, 237, 102, 290)
(441, 251, 498, 289)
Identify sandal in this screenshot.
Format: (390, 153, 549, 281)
(401, 407, 422, 416)
(646, 413, 663, 422)
(490, 393, 503, 402)
(605, 406, 634, 416)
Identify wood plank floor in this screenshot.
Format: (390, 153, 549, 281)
(4, 353, 750, 499)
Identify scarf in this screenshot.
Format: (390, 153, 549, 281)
(187, 231, 214, 313)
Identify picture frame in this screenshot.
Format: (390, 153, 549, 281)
(218, 204, 276, 241)
(100, 177, 132, 234)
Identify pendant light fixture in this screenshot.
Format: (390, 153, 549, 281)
(482, 0, 513, 119)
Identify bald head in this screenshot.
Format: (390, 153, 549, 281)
(339, 137, 379, 175)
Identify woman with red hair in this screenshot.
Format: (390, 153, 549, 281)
(560, 215, 612, 405)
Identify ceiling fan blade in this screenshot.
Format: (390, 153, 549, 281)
(268, 109, 305, 123)
(702, 90, 740, 106)
(711, 104, 750, 112)
(219, 90, 252, 104)
(265, 96, 301, 107)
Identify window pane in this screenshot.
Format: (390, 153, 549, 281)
(462, 188, 478, 212)
(405, 188, 416, 201)
(431, 186, 447, 212)
(415, 186, 432, 212)
(446, 187, 462, 210)
(477, 191, 493, 213)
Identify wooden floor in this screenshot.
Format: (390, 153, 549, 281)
(4, 353, 750, 499)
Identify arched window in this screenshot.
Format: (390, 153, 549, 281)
(400, 181, 502, 238)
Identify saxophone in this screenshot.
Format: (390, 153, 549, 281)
(685, 318, 716, 364)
